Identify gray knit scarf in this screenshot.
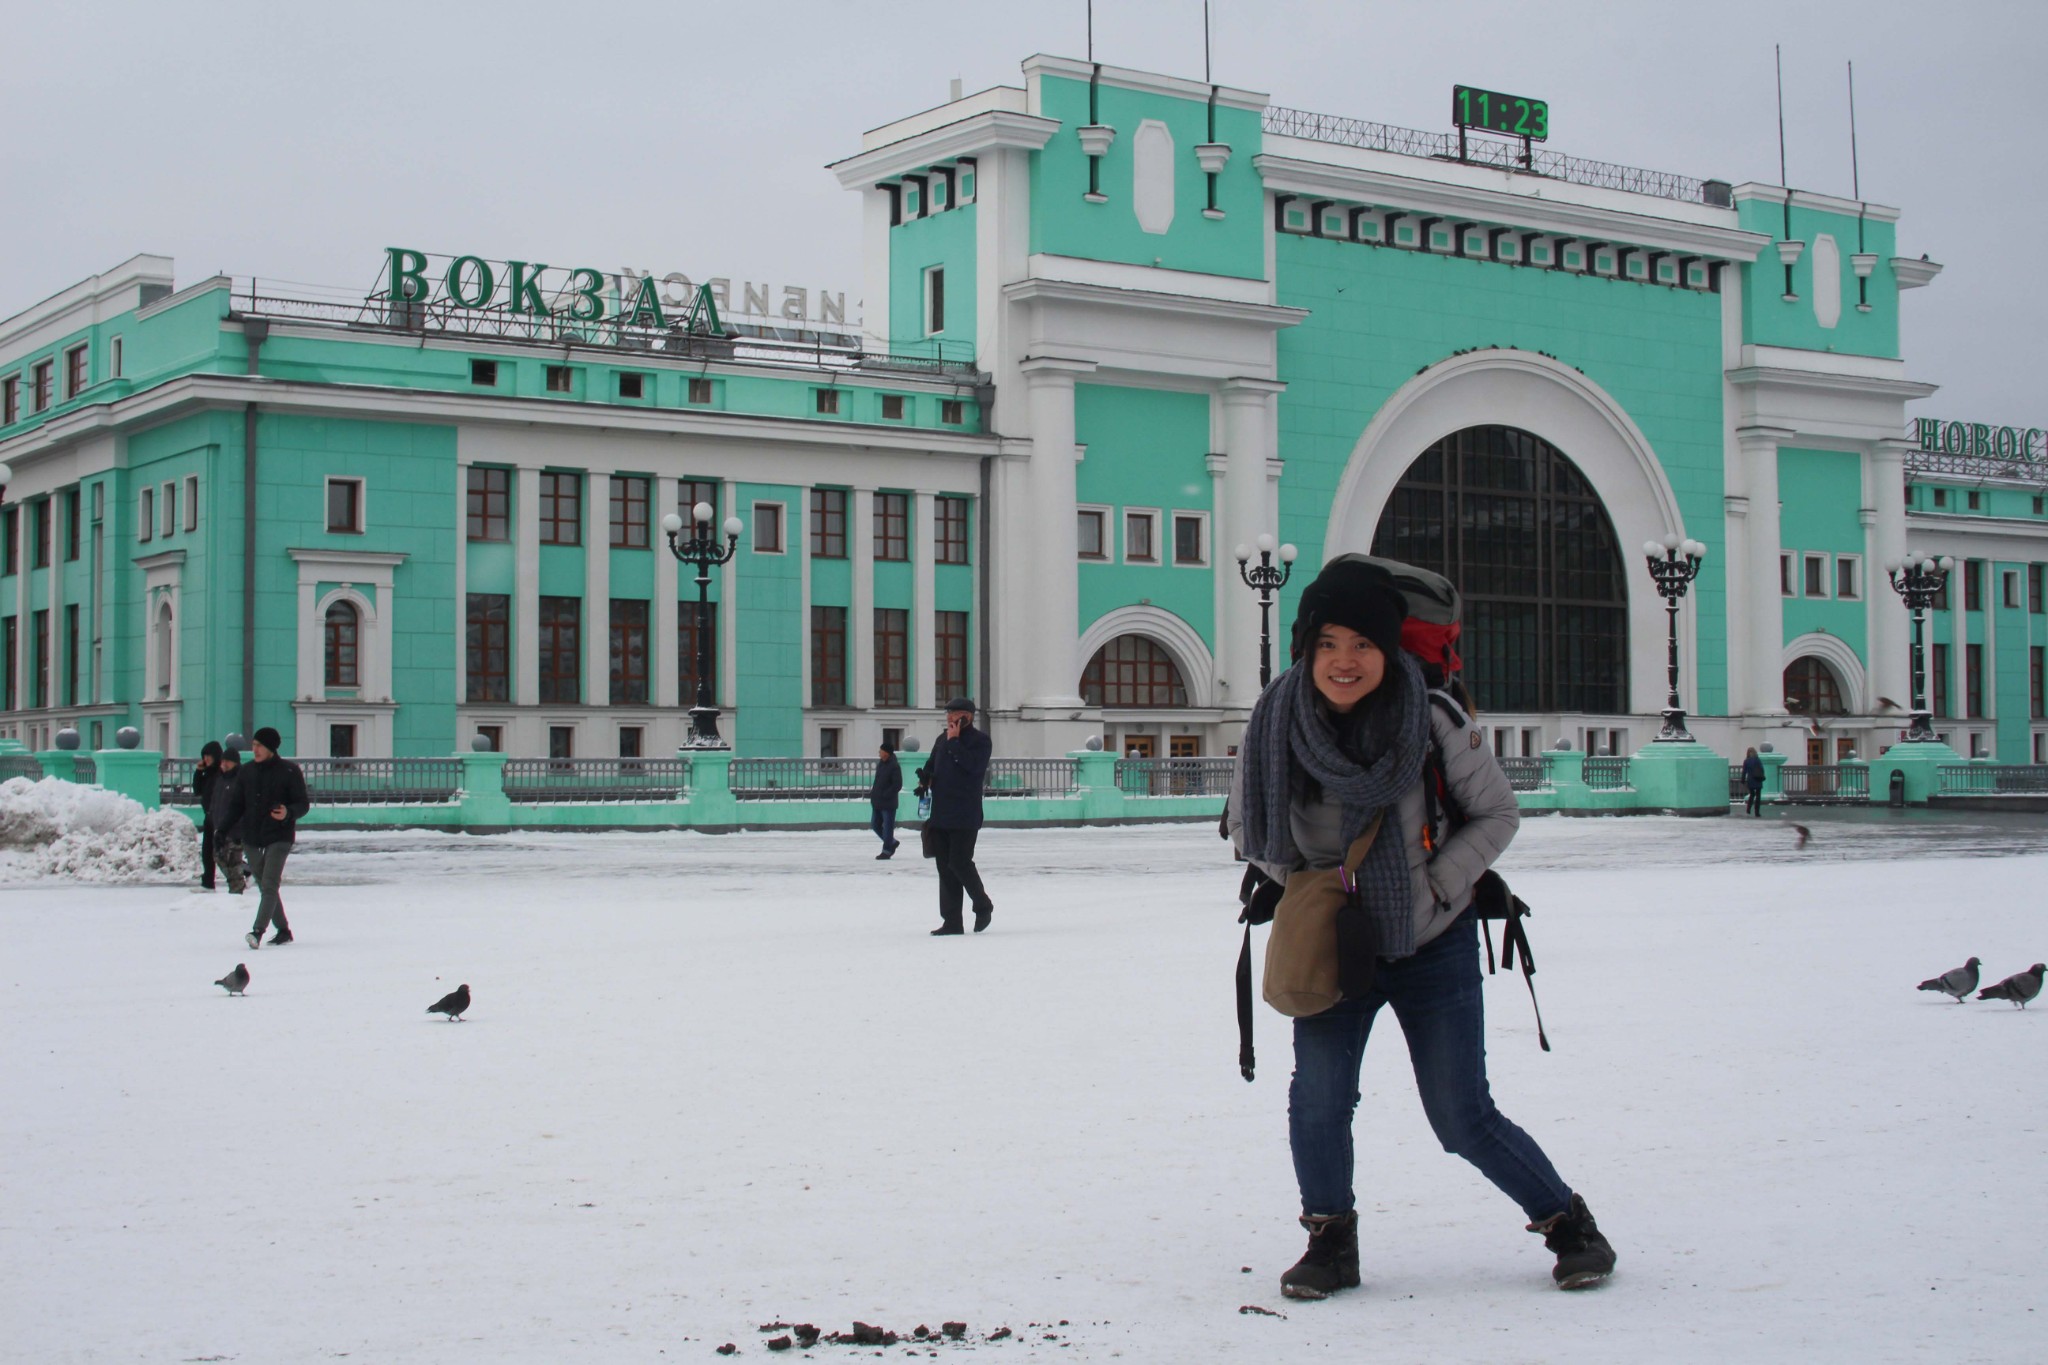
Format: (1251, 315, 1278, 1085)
(1239, 651, 1430, 960)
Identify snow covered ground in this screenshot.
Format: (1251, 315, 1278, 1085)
(4, 809, 2045, 1363)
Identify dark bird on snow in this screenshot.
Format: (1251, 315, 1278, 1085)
(1791, 823, 1811, 849)
(216, 963, 250, 996)
(1977, 964, 2046, 1009)
(427, 983, 471, 1021)
(1917, 957, 1980, 1002)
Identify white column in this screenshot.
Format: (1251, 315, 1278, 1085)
(1220, 378, 1286, 707)
(852, 487, 875, 711)
(515, 465, 541, 708)
(1867, 440, 1911, 713)
(1721, 492, 1751, 715)
(1017, 356, 1095, 714)
(1736, 426, 1792, 718)
(453, 460, 468, 707)
(913, 489, 938, 710)
(653, 475, 680, 715)
(584, 468, 612, 712)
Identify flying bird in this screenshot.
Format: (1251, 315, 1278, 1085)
(1917, 957, 1980, 1003)
(428, 983, 471, 1021)
(1791, 823, 1811, 849)
(1977, 964, 2045, 1009)
(1876, 697, 1903, 712)
(216, 963, 250, 996)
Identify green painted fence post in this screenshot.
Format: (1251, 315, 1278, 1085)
(1542, 746, 1594, 814)
(459, 751, 512, 831)
(35, 751, 77, 783)
(688, 750, 739, 831)
(1074, 749, 1124, 822)
(94, 749, 163, 809)
(1759, 749, 1789, 802)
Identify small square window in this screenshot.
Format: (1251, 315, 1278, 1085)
(819, 727, 842, 759)
(1835, 557, 1858, 600)
(1967, 490, 1982, 511)
(753, 502, 785, 554)
(1125, 511, 1158, 563)
(618, 372, 645, 399)
(618, 725, 643, 758)
(1803, 554, 1827, 598)
(549, 725, 575, 759)
(326, 478, 364, 534)
(1078, 509, 1107, 560)
(475, 725, 503, 752)
(687, 377, 713, 404)
(815, 388, 841, 415)
(941, 399, 964, 425)
(1172, 514, 1206, 566)
(1933, 488, 1949, 508)
(329, 724, 357, 759)
(470, 358, 498, 386)
(545, 365, 573, 394)
(2035, 496, 2045, 516)
(881, 394, 906, 420)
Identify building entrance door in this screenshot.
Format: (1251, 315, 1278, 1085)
(1122, 735, 1155, 758)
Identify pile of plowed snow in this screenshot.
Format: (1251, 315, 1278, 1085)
(0, 776, 198, 882)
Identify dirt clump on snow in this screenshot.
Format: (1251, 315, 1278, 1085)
(740, 1318, 1074, 1352)
(0, 777, 199, 883)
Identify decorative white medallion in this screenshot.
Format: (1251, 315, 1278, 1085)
(1132, 119, 1176, 236)
(1810, 234, 1841, 329)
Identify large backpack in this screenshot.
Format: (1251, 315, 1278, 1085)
(1231, 554, 1546, 1082)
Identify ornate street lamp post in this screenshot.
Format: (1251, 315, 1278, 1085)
(1885, 550, 1953, 744)
(661, 502, 744, 748)
(1234, 534, 1298, 689)
(1643, 534, 1707, 742)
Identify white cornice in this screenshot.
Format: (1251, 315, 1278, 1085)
(1255, 152, 1770, 261)
(1732, 183, 1902, 223)
(287, 548, 409, 568)
(1002, 277, 1308, 331)
(830, 110, 1060, 188)
(137, 276, 232, 321)
(1726, 366, 1939, 401)
(1027, 253, 1272, 306)
(861, 86, 1029, 151)
(0, 254, 177, 351)
(1020, 54, 1268, 112)
(1740, 346, 1909, 381)
(1892, 257, 1943, 290)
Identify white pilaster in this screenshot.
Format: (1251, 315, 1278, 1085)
(515, 464, 541, 708)
(1867, 439, 1911, 714)
(1220, 378, 1287, 708)
(584, 468, 612, 709)
(453, 460, 468, 707)
(1737, 426, 1793, 719)
(1721, 492, 1751, 714)
(852, 487, 876, 710)
(913, 489, 938, 710)
(653, 475, 680, 712)
(1016, 356, 1096, 715)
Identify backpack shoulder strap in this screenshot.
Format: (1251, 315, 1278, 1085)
(1420, 688, 1469, 854)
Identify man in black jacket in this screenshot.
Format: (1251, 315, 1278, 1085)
(192, 741, 224, 890)
(869, 740, 903, 860)
(208, 748, 249, 895)
(915, 698, 994, 935)
(222, 726, 311, 949)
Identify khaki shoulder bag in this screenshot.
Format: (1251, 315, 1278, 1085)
(1261, 812, 1385, 1019)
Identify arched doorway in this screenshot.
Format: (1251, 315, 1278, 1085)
(1371, 425, 1629, 713)
(1081, 635, 1188, 709)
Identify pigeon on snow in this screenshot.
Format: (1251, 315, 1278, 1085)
(215, 963, 250, 996)
(1977, 964, 2045, 1009)
(1917, 957, 1979, 1003)
(1791, 823, 1811, 849)
(427, 984, 471, 1021)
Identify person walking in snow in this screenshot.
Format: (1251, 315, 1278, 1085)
(869, 740, 903, 859)
(192, 741, 225, 890)
(1741, 746, 1765, 816)
(220, 726, 309, 948)
(207, 747, 249, 895)
(915, 698, 994, 935)
(1229, 557, 1616, 1299)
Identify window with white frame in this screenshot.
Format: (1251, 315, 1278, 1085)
(2004, 570, 2023, 609)
(1803, 554, 1828, 598)
(138, 487, 153, 542)
(1171, 511, 1207, 566)
(183, 475, 198, 532)
(753, 501, 786, 554)
(923, 266, 945, 335)
(1779, 552, 1794, 596)
(1124, 509, 1159, 564)
(110, 336, 123, 378)
(160, 482, 176, 538)
(326, 478, 365, 534)
(1077, 506, 1110, 561)
(1835, 555, 1859, 600)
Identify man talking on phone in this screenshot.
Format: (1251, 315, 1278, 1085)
(915, 697, 995, 936)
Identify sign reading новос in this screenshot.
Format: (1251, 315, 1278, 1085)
(1915, 416, 2046, 461)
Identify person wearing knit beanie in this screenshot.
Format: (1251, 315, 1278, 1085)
(869, 739, 904, 859)
(219, 725, 310, 950)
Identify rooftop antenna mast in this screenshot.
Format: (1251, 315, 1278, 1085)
(1775, 44, 1796, 298)
(1204, 0, 1212, 83)
(1849, 59, 1871, 310)
(1087, 0, 1093, 62)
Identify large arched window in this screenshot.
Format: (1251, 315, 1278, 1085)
(1371, 425, 1629, 713)
(1783, 656, 1846, 716)
(154, 601, 174, 697)
(1081, 635, 1187, 707)
(324, 601, 360, 688)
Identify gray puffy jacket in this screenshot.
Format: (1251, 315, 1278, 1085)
(1228, 691, 1520, 954)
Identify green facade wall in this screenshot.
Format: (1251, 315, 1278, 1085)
(1073, 383, 1215, 648)
(1778, 446, 1869, 654)
(1736, 198, 1901, 359)
(889, 202, 978, 365)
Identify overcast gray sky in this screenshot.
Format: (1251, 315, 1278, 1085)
(5, 0, 2037, 420)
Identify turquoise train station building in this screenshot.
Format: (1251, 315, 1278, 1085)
(2, 54, 2044, 768)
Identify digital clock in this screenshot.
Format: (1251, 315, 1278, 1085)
(1453, 85, 1549, 142)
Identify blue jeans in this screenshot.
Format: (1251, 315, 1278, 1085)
(1288, 913, 1572, 1223)
(871, 805, 898, 851)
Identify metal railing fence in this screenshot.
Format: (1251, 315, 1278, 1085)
(502, 757, 690, 803)
(159, 758, 196, 805)
(1778, 765, 1870, 800)
(983, 758, 1080, 798)
(1581, 756, 1632, 791)
(1116, 757, 1235, 797)
(729, 757, 877, 800)
(1938, 764, 2048, 795)
(1, 754, 44, 783)
(296, 758, 463, 805)
(1499, 756, 1548, 792)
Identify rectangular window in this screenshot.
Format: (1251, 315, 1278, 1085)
(538, 596, 581, 704)
(2, 375, 17, 425)
(874, 608, 909, 707)
(810, 488, 848, 558)
(1, 617, 13, 709)
(470, 358, 498, 386)
(1173, 513, 1206, 566)
(814, 388, 841, 416)
(325, 478, 364, 534)
(2031, 564, 2044, 613)
(31, 610, 49, 708)
(1803, 554, 1827, 598)
(549, 725, 575, 759)
(678, 479, 720, 528)
(1966, 644, 1984, 718)
(687, 377, 713, 404)
(936, 496, 970, 565)
(64, 345, 87, 398)
(935, 610, 968, 701)
(138, 488, 153, 543)
(475, 724, 503, 753)
(0, 508, 13, 574)
(811, 605, 848, 706)
(467, 467, 510, 541)
(1933, 570, 1950, 612)
(609, 598, 649, 705)
(678, 601, 718, 707)
(539, 472, 581, 546)
(1967, 490, 1982, 511)
(1778, 552, 1793, 596)
(1125, 510, 1157, 564)
(32, 360, 52, 411)
(819, 726, 842, 759)
(880, 394, 906, 420)
(465, 593, 510, 703)
(182, 475, 198, 532)
(545, 365, 573, 393)
(2004, 571, 2023, 610)
(874, 492, 909, 562)
(1078, 509, 1107, 560)
(618, 725, 643, 759)
(329, 724, 357, 759)
(609, 475, 650, 549)
(160, 482, 175, 538)
(109, 336, 123, 378)
(941, 399, 964, 425)
(32, 500, 50, 568)
(1933, 487, 1949, 508)
(1932, 643, 1951, 718)
(64, 604, 78, 706)
(1964, 560, 1983, 612)
(924, 266, 945, 334)
(617, 372, 645, 399)
(1835, 557, 1858, 600)
(2032, 645, 2044, 720)
(753, 502, 785, 554)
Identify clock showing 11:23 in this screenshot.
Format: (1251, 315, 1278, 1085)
(1453, 85, 1549, 141)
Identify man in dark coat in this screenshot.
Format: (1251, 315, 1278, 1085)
(869, 740, 903, 860)
(220, 726, 311, 948)
(916, 698, 994, 935)
(207, 748, 248, 894)
(192, 741, 224, 889)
